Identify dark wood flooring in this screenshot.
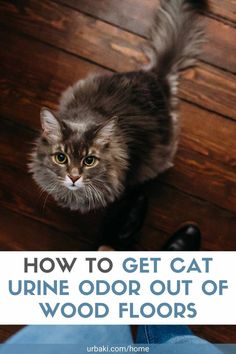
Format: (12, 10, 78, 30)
(0, 0, 235, 343)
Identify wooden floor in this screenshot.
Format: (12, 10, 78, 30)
(0, 0, 236, 343)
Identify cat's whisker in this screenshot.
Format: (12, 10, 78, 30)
(88, 183, 106, 208)
(84, 186, 91, 211)
(42, 193, 50, 214)
(89, 187, 99, 209)
(88, 186, 95, 210)
(86, 185, 96, 209)
(36, 189, 48, 204)
(35, 187, 47, 200)
(41, 183, 58, 213)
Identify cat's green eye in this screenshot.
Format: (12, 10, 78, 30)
(83, 156, 97, 167)
(54, 152, 68, 164)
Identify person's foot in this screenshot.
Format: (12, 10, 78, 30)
(98, 190, 148, 251)
(162, 223, 201, 251)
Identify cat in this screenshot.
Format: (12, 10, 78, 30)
(29, 0, 207, 213)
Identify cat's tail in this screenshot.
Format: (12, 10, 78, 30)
(147, 0, 207, 82)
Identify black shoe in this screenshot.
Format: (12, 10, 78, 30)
(98, 190, 148, 250)
(162, 223, 201, 251)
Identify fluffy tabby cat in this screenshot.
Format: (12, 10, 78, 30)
(30, 0, 207, 213)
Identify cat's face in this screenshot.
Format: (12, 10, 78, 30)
(29, 108, 128, 213)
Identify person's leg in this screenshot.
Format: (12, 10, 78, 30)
(0, 325, 133, 354)
(5, 325, 132, 345)
(136, 325, 207, 344)
(136, 325, 222, 353)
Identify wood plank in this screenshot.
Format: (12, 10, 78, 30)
(180, 64, 236, 121)
(58, 0, 154, 36)
(205, 18, 236, 73)
(1, 32, 236, 214)
(0, 206, 90, 251)
(191, 325, 236, 344)
(0, 326, 24, 342)
(59, 0, 236, 32)
(1, 29, 235, 123)
(0, 0, 147, 73)
(145, 181, 236, 251)
(58, 0, 236, 73)
(209, 0, 236, 23)
(180, 102, 236, 169)
(0, 0, 235, 75)
(162, 147, 236, 213)
(0, 118, 236, 252)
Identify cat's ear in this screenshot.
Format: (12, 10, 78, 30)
(40, 108, 61, 143)
(95, 117, 118, 145)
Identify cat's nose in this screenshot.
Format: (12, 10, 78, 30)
(68, 175, 80, 184)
